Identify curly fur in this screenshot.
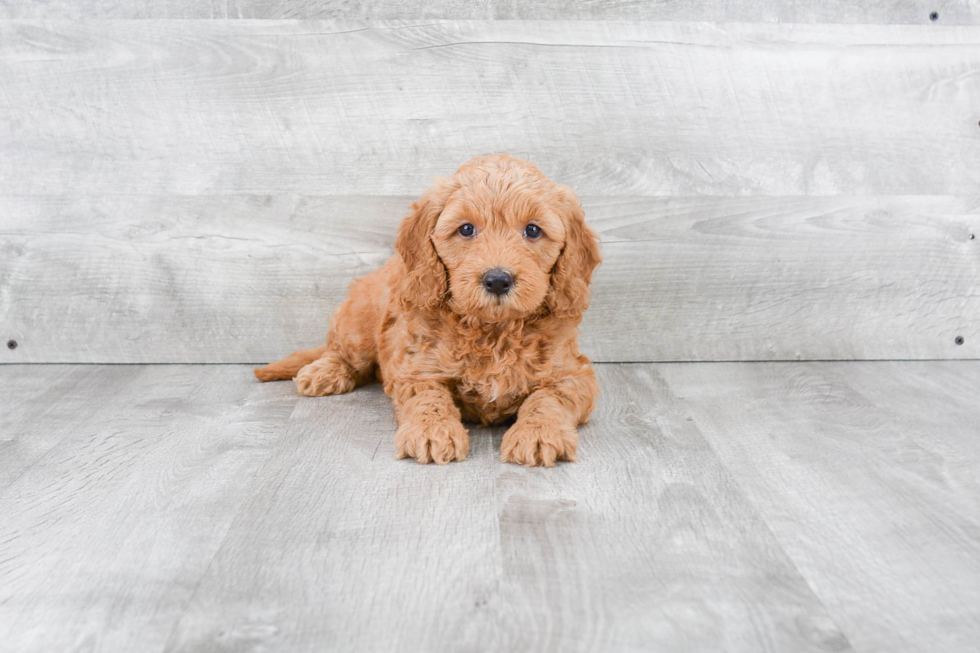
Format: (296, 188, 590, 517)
(255, 154, 601, 466)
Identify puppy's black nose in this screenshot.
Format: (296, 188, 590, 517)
(482, 268, 513, 296)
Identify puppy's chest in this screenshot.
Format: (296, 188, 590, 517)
(447, 335, 553, 424)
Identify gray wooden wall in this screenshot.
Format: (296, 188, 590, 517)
(1, 6, 978, 363)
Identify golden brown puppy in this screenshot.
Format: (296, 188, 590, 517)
(255, 154, 601, 466)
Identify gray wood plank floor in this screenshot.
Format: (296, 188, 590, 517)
(2, 362, 978, 652)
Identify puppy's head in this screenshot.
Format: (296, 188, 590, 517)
(395, 154, 601, 321)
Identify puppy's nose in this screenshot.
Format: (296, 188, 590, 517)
(482, 268, 514, 296)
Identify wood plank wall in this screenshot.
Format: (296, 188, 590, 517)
(1, 12, 978, 363)
(3, 1, 980, 22)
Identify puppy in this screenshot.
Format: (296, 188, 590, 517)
(255, 154, 601, 466)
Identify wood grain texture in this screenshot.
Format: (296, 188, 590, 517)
(2, 0, 979, 23)
(128, 365, 851, 653)
(1, 21, 979, 196)
(2, 194, 977, 363)
(0, 365, 300, 652)
(4, 362, 979, 651)
(659, 361, 980, 653)
(163, 377, 506, 652)
(0, 364, 141, 489)
(485, 364, 852, 652)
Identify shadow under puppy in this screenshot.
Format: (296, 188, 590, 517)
(256, 154, 601, 466)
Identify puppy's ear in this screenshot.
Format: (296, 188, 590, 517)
(394, 176, 457, 309)
(546, 185, 602, 318)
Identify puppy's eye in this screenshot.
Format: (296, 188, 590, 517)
(524, 224, 542, 239)
(458, 223, 475, 238)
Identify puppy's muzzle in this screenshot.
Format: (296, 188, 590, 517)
(482, 268, 514, 297)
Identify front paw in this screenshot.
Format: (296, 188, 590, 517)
(501, 421, 577, 467)
(395, 419, 469, 465)
(294, 357, 356, 397)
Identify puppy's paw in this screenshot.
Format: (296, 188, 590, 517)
(395, 419, 469, 465)
(294, 357, 356, 397)
(501, 421, 577, 467)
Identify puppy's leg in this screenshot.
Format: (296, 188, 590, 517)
(501, 367, 598, 467)
(294, 350, 360, 397)
(253, 302, 371, 393)
(292, 268, 388, 396)
(294, 316, 377, 398)
(392, 380, 469, 465)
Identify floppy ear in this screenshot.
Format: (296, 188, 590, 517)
(394, 176, 457, 309)
(546, 186, 602, 318)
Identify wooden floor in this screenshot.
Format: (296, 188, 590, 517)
(1, 362, 978, 652)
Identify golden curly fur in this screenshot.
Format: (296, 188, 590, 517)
(255, 154, 601, 466)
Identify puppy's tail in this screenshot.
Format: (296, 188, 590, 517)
(254, 344, 328, 382)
